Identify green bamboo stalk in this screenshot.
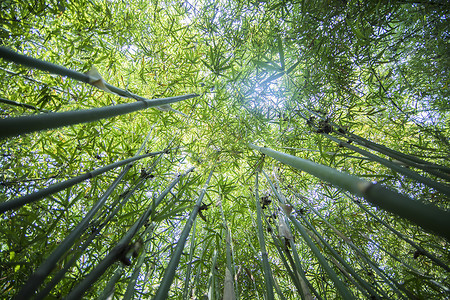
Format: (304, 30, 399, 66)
(97, 265, 124, 300)
(34, 176, 144, 299)
(152, 167, 214, 299)
(254, 171, 275, 300)
(346, 132, 450, 179)
(289, 216, 355, 299)
(301, 216, 384, 299)
(269, 234, 305, 299)
(0, 93, 197, 139)
(262, 185, 315, 300)
(65, 167, 194, 300)
(0, 150, 166, 213)
(208, 249, 219, 300)
(288, 191, 411, 299)
(182, 218, 197, 300)
(249, 143, 450, 240)
(0, 96, 49, 112)
(262, 171, 354, 299)
(322, 133, 449, 196)
(123, 223, 156, 300)
(0, 47, 198, 104)
(348, 192, 450, 272)
(15, 164, 131, 300)
(14, 129, 154, 299)
(286, 239, 323, 300)
(305, 108, 450, 179)
(219, 198, 237, 300)
(362, 235, 449, 293)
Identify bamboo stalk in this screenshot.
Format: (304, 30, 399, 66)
(34, 144, 162, 298)
(254, 171, 275, 300)
(123, 223, 156, 300)
(304, 109, 450, 179)
(301, 215, 384, 299)
(0, 96, 49, 112)
(0, 47, 199, 104)
(249, 143, 450, 240)
(262, 171, 354, 299)
(0, 93, 197, 138)
(322, 133, 450, 195)
(219, 197, 237, 300)
(65, 167, 194, 300)
(208, 249, 219, 300)
(14, 162, 133, 299)
(34, 170, 152, 299)
(288, 191, 413, 299)
(182, 218, 197, 300)
(152, 167, 214, 299)
(269, 234, 305, 299)
(97, 266, 124, 300)
(0, 150, 166, 213)
(347, 192, 450, 272)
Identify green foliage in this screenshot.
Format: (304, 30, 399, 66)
(1, 0, 449, 299)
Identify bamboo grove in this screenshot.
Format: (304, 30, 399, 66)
(0, 0, 449, 299)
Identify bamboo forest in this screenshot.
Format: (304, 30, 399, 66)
(1, 0, 449, 299)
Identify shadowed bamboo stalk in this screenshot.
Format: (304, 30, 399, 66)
(0, 93, 197, 138)
(219, 196, 237, 300)
(208, 249, 219, 300)
(0, 47, 199, 104)
(287, 191, 412, 299)
(97, 266, 124, 300)
(14, 130, 154, 298)
(322, 132, 449, 195)
(0, 150, 167, 213)
(269, 233, 306, 299)
(0, 96, 49, 112)
(262, 171, 354, 299)
(65, 166, 195, 300)
(14, 149, 151, 299)
(254, 171, 275, 300)
(182, 218, 197, 300)
(305, 109, 450, 180)
(249, 143, 450, 240)
(346, 192, 450, 272)
(152, 167, 214, 299)
(123, 223, 156, 300)
(33, 149, 165, 299)
(34, 167, 155, 299)
(300, 216, 385, 299)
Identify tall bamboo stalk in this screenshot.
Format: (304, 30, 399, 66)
(15, 163, 130, 299)
(14, 129, 154, 299)
(288, 191, 414, 299)
(254, 171, 275, 300)
(219, 196, 237, 300)
(263, 171, 354, 299)
(0, 47, 199, 105)
(97, 265, 124, 300)
(123, 223, 156, 300)
(249, 143, 450, 240)
(152, 167, 214, 299)
(0, 93, 197, 138)
(347, 192, 450, 272)
(65, 167, 194, 300)
(182, 218, 197, 300)
(304, 109, 450, 180)
(322, 132, 449, 195)
(0, 150, 166, 213)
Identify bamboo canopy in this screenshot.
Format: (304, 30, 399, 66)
(1, 1, 449, 299)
